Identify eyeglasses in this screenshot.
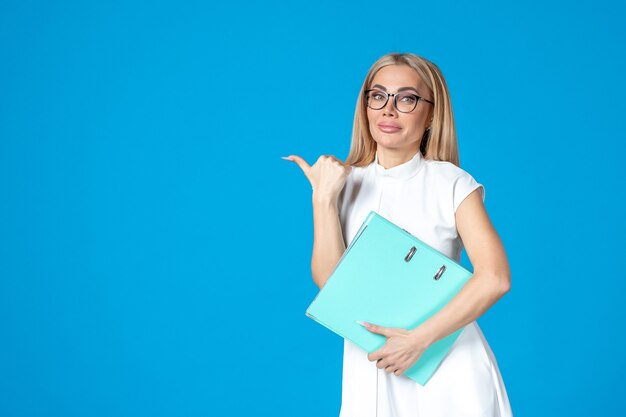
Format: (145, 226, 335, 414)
(365, 89, 434, 113)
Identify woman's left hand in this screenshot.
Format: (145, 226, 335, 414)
(362, 321, 431, 376)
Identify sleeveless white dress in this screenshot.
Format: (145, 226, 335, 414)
(336, 150, 512, 417)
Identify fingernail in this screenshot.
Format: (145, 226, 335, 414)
(281, 156, 293, 160)
(356, 320, 368, 327)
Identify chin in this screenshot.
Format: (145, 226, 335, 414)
(374, 137, 405, 149)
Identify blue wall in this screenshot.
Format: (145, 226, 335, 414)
(1, 0, 624, 415)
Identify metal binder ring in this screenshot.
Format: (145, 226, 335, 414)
(404, 246, 417, 262)
(433, 265, 446, 280)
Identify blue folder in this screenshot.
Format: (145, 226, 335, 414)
(305, 211, 473, 385)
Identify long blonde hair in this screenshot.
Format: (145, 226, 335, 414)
(345, 53, 460, 167)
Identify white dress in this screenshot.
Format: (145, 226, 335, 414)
(336, 150, 512, 417)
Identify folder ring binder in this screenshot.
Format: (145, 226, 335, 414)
(305, 211, 473, 386)
(404, 246, 417, 262)
(434, 265, 447, 280)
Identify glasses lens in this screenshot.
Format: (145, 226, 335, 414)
(395, 93, 418, 113)
(366, 90, 388, 110)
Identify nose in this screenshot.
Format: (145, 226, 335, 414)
(383, 94, 397, 117)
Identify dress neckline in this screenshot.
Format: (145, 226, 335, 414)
(373, 150, 425, 180)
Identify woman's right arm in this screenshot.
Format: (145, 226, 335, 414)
(283, 154, 352, 289)
(310, 193, 346, 289)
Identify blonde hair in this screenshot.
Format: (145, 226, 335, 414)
(345, 53, 460, 167)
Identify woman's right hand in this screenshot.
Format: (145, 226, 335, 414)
(283, 154, 352, 204)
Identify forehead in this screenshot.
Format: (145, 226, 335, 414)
(370, 64, 423, 90)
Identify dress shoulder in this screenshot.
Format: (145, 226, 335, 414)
(425, 160, 486, 214)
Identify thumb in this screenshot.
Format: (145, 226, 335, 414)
(359, 321, 393, 337)
(283, 154, 312, 180)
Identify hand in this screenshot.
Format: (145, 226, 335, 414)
(283, 154, 352, 203)
(361, 321, 430, 377)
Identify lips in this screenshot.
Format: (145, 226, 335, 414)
(378, 123, 402, 133)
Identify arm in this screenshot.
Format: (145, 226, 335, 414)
(364, 188, 511, 375)
(411, 188, 511, 347)
(310, 195, 346, 289)
(282, 154, 351, 289)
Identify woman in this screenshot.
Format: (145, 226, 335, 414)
(283, 53, 513, 417)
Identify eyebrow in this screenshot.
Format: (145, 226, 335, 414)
(371, 84, 421, 94)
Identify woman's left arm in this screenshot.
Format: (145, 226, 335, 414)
(413, 187, 511, 345)
(365, 188, 511, 374)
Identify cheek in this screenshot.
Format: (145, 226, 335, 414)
(403, 114, 425, 130)
(366, 112, 377, 130)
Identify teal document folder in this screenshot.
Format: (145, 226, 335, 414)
(305, 211, 473, 385)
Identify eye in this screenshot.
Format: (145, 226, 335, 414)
(370, 90, 386, 101)
(399, 94, 417, 104)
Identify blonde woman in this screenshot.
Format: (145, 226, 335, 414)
(284, 52, 513, 417)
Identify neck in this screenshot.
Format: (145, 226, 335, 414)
(376, 146, 420, 169)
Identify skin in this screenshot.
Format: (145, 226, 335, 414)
(284, 64, 511, 377)
(366, 64, 433, 168)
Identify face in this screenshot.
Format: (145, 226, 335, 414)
(366, 64, 433, 153)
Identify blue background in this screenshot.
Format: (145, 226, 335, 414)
(1, 0, 624, 416)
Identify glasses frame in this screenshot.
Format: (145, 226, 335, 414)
(364, 89, 435, 113)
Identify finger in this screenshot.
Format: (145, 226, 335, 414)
(362, 322, 393, 337)
(284, 155, 312, 179)
(376, 359, 390, 370)
(379, 354, 401, 371)
(327, 155, 344, 164)
(367, 349, 385, 362)
(329, 155, 352, 170)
